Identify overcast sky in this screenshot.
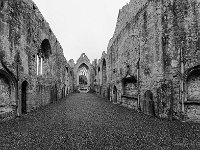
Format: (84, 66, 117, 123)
(33, 0, 130, 62)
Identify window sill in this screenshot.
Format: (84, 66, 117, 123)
(121, 94, 137, 100)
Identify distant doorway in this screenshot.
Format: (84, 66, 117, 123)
(78, 62, 89, 92)
(143, 90, 155, 116)
(21, 81, 28, 114)
(62, 87, 65, 98)
(107, 86, 110, 100)
(113, 86, 117, 103)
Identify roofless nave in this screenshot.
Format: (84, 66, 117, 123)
(1, 0, 200, 122)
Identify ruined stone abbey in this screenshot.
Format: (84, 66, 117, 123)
(1, 0, 200, 122)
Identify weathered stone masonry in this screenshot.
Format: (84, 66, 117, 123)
(2, 0, 200, 123)
(94, 0, 200, 122)
(0, 0, 73, 120)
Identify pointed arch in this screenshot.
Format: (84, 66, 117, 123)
(40, 39, 52, 59)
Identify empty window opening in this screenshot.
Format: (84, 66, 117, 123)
(33, 5, 36, 10)
(1, 1, 4, 9)
(40, 39, 51, 59)
(36, 39, 51, 76)
(122, 75, 137, 96)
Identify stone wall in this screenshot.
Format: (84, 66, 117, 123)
(95, 0, 200, 122)
(3, 0, 200, 122)
(106, 0, 164, 110)
(94, 51, 109, 98)
(0, 0, 73, 120)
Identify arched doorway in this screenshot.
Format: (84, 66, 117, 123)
(55, 84, 57, 101)
(186, 67, 200, 101)
(143, 90, 155, 116)
(107, 85, 110, 100)
(50, 87, 54, 103)
(100, 86, 102, 95)
(113, 86, 117, 103)
(50, 84, 57, 103)
(61, 88, 63, 98)
(185, 66, 200, 120)
(61, 86, 65, 98)
(21, 81, 28, 114)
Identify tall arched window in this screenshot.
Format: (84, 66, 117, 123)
(78, 63, 89, 91)
(36, 39, 51, 76)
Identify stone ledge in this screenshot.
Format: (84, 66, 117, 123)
(121, 94, 137, 100)
(184, 101, 200, 105)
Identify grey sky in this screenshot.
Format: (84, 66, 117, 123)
(33, 0, 130, 62)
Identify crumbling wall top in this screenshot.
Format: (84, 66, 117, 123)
(107, 0, 148, 51)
